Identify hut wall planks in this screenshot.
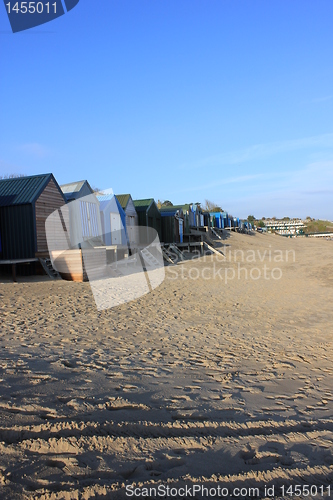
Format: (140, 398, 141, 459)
(0, 204, 35, 260)
(35, 179, 67, 254)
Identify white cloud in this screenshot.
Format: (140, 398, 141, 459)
(179, 132, 333, 170)
(222, 160, 333, 218)
(168, 174, 263, 197)
(170, 159, 333, 219)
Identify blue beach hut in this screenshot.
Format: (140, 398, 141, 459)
(210, 212, 222, 229)
(182, 203, 197, 228)
(189, 204, 197, 227)
(97, 194, 127, 246)
(221, 212, 228, 229)
(115, 194, 139, 246)
(194, 204, 204, 227)
(202, 210, 210, 227)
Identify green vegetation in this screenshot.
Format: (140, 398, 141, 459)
(257, 220, 265, 228)
(157, 200, 173, 208)
(304, 219, 333, 234)
(0, 173, 26, 179)
(204, 199, 223, 212)
(247, 215, 256, 223)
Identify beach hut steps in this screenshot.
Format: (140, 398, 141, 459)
(168, 244, 186, 260)
(161, 247, 174, 264)
(38, 257, 60, 279)
(211, 228, 222, 239)
(203, 241, 224, 256)
(140, 248, 161, 268)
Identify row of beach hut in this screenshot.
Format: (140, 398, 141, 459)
(0, 173, 242, 280)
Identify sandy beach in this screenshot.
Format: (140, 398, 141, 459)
(0, 232, 333, 499)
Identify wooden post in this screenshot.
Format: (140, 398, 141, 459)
(12, 263, 17, 283)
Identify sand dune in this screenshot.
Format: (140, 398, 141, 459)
(0, 232, 332, 499)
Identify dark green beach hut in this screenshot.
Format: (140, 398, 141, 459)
(0, 173, 66, 275)
(160, 206, 185, 244)
(133, 198, 162, 241)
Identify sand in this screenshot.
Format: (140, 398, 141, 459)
(0, 232, 332, 499)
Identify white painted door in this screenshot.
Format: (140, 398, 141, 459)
(128, 224, 135, 245)
(127, 216, 137, 245)
(110, 212, 121, 244)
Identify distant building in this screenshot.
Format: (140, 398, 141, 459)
(264, 219, 305, 235)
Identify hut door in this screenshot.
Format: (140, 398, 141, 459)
(110, 212, 121, 245)
(80, 202, 99, 239)
(127, 224, 133, 244)
(127, 216, 135, 245)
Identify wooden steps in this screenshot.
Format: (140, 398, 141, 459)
(38, 257, 60, 279)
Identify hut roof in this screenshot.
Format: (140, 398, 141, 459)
(160, 205, 184, 217)
(96, 194, 113, 202)
(60, 180, 86, 193)
(133, 198, 155, 212)
(96, 193, 113, 209)
(115, 194, 131, 210)
(97, 194, 125, 214)
(60, 180, 94, 201)
(0, 173, 63, 207)
(181, 203, 191, 213)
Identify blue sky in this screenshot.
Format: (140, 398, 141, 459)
(1, 0, 333, 219)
